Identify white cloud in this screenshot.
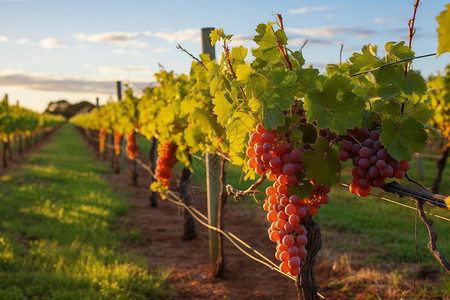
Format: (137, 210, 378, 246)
(289, 6, 329, 14)
(16, 38, 34, 45)
(372, 17, 399, 24)
(148, 28, 199, 43)
(286, 26, 375, 39)
(0, 36, 8, 42)
(39, 38, 66, 49)
(153, 48, 171, 54)
(74, 31, 147, 48)
(111, 49, 125, 54)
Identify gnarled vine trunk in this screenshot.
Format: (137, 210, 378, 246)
(213, 157, 228, 277)
(179, 162, 197, 241)
(296, 217, 322, 300)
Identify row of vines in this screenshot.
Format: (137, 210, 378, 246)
(70, 3, 450, 299)
(0, 95, 66, 168)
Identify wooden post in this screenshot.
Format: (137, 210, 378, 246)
(202, 27, 220, 266)
(116, 81, 122, 100)
(96, 97, 99, 109)
(201, 27, 216, 60)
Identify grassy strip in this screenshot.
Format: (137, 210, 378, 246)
(0, 124, 172, 299)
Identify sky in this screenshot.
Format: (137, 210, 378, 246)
(0, 0, 449, 113)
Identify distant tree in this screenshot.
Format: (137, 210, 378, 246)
(45, 100, 95, 119)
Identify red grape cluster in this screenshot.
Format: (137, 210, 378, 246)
(338, 128, 410, 197)
(246, 123, 331, 276)
(126, 132, 139, 161)
(113, 131, 122, 156)
(155, 141, 178, 189)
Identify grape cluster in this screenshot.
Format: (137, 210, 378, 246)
(338, 128, 410, 197)
(113, 131, 122, 156)
(246, 123, 331, 276)
(126, 132, 139, 161)
(155, 141, 178, 189)
(98, 128, 107, 153)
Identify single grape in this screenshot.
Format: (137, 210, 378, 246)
(341, 140, 353, 152)
(290, 149, 303, 162)
(283, 163, 296, 176)
(296, 234, 308, 247)
(369, 130, 380, 141)
(339, 150, 350, 161)
(359, 147, 372, 159)
(262, 142, 273, 152)
(282, 235, 295, 247)
(262, 132, 275, 143)
(269, 156, 282, 169)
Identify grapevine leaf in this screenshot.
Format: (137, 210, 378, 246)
(227, 112, 257, 165)
(252, 23, 279, 65)
(210, 29, 221, 46)
(296, 123, 317, 144)
(302, 137, 341, 187)
(289, 130, 303, 148)
(436, 3, 450, 56)
(376, 67, 427, 98)
(380, 116, 428, 161)
(384, 41, 414, 62)
(304, 74, 365, 135)
(231, 46, 248, 65)
(235, 63, 254, 82)
(275, 28, 288, 46)
(348, 44, 382, 73)
(212, 92, 237, 126)
(288, 179, 314, 199)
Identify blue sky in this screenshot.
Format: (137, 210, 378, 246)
(0, 0, 448, 112)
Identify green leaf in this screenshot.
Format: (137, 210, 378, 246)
(296, 123, 317, 144)
(380, 116, 428, 161)
(289, 130, 303, 148)
(348, 44, 382, 73)
(304, 74, 365, 135)
(212, 92, 237, 126)
(231, 46, 248, 65)
(302, 137, 341, 186)
(384, 41, 414, 62)
(251, 23, 279, 65)
(288, 178, 314, 199)
(227, 112, 257, 165)
(436, 3, 450, 56)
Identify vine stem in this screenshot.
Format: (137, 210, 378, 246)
(223, 41, 247, 100)
(226, 174, 266, 201)
(404, 0, 420, 77)
(275, 14, 293, 71)
(416, 199, 450, 274)
(402, 0, 420, 115)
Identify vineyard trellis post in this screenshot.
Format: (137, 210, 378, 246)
(201, 27, 222, 267)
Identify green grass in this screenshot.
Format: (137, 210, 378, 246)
(0, 124, 172, 300)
